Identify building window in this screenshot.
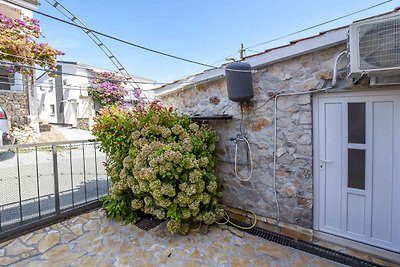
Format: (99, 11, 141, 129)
(0, 71, 12, 91)
(0, 66, 23, 91)
(50, 104, 55, 116)
(48, 80, 54, 92)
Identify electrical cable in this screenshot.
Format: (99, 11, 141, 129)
(172, 1, 393, 80)
(0, 59, 165, 85)
(2, 1, 388, 224)
(271, 87, 334, 223)
(0, 60, 231, 97)
(332, 51, 347, 87)
(0, 51, 51, 66)
(251, 89, 286, 112)
(2, 0, 392, 81)
(4, 0, 217, 70)
(0, 81, 149, 92)
(44, 0, 142, 92)
(180, 50, 241, 80)
(3, 1, 256, 75)
(246, 48, 262, 54)
(209, 0, 393, 69)
(247, 0, 393, 50)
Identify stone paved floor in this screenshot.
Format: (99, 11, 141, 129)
(0, 209, 346, 267)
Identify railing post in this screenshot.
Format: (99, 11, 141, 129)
(16, 148, 23, 224)
(35, 146, 41, 218)
(82, 142, 87, 203)
(52, 144, 60, 215)
(94, 142, 99, 198)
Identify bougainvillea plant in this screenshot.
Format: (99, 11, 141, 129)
(92, 101, 224, 234)
(0, 12, 64, 77)
(88, 72, 128, 107)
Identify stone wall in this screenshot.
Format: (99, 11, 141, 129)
(77, 118, 90, 131)
(160, 44, 346, 229)
(0, 90, 29, 126)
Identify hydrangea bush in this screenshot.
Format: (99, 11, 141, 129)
(92, 101, 224, 234)
(88, 72, 127, 107)
(0, 12, 64, 76)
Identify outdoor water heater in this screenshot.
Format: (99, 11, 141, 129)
(225, 62, 254, 102)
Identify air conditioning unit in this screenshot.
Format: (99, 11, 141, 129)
(348, 12, 400, 77)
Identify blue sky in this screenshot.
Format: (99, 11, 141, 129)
(36, 0, 399, 83)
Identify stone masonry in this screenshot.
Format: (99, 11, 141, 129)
(76, 118, 90, 131)
(0, 209, 344, 266)
(161, 44, 347, 229)
(0, 90, 29, 126)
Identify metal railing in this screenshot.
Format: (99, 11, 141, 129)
(0, 139, 109, 241)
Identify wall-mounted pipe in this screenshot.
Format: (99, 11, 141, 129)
(272, 87, 332, 223)
(332, 51, 347, 87)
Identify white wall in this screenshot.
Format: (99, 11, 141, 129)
(63, 65, 92, 127)
(36, 76, 57, 124)
(37, 62, 158, 127)
(0, 0, 39, 131)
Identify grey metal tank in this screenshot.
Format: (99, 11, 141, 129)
(225, 62, 254, 102)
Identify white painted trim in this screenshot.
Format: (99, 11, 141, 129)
(246, 27, 348, 69)
(154, 71, 225, 97)
(313, 86, 400, 98)
(313, 88, 400, 253)
(314, 231, 400, 264)
(312, 95, 320, 231)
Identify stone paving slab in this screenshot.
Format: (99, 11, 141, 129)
(0, 209, 346, 267)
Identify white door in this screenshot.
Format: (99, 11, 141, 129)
(64, 101, 78, 127)
(316, 90, 400, 252)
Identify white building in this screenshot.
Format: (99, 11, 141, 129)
(36, 61, 157, 128)
(0, 0, 40, 130)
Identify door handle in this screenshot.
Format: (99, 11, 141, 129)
(320, 159, 333, 163)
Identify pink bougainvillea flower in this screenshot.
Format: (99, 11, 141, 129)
(0, 12, 63, 77)
(6, 66, 16, 73)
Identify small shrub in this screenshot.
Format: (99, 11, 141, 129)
(93, 101, 224, 234)
(88, 72, 127, 107)
(101, 190, 139, 224)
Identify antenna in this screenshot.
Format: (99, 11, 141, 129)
(240, 43, 246, 60)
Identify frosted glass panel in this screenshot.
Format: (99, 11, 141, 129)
(348, 149, 365, 190)
(348, 103, 365, 144)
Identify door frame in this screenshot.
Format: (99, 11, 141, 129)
(312, 87, 400, 235)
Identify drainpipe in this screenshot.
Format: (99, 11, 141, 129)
(272, 87, 332, 223)
(332, 51, 347, 87)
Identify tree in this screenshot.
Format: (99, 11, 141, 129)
(0, 11, 64, 77)
(88, 71, 127, 107)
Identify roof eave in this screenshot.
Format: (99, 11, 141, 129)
(153, 26, 348, 97)
(6, 0, 39, 10)
(246, 27, 348, 69)
(56, 61, 157, 83)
